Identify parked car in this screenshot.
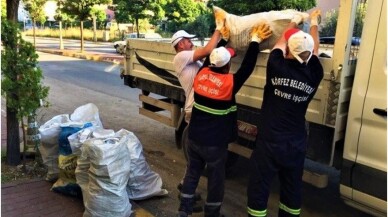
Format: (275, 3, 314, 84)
(113, 33, 162, 54)
(320, 36, 361, 45)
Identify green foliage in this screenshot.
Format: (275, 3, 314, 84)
(90, 7, 107, 29)
(182, 13, 212, 40)
(113, 0, 165, 35)
(62, 0, 111, 21)
(1, 20, 49, 120)
(1, 0, 6, 20)
(113, 0, 161, 24)
(24, 0, 47, 23)
(163, 0, 210, 34)
(148, 0, 167, 25)
(319, 9, 337, 37)
(90, 7, 106, 23)
(320, 2, 367, 37)
(207, 0, 316, 15)
(165, 0, 207, 25)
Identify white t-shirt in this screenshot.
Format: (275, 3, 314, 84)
(173, 50, 203, 116)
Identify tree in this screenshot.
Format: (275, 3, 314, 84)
(164, 0, 207, 27)
(54, 0, 65, 49)
(182, 13, 212, 45)
(90, 7, 106, 41)
(24, 0, 47, 47)
(113, 0, 166, 36)
(2, 0, 50, 166)
(90, 7, 106, 28)
(320, 2, 367, 37)
(207, 0, 316, 15)
(2, 20, 50, 167)
(61, 0, 111, 52)
(4, 0, 21, 166)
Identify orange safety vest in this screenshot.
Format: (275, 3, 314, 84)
(193, 67, 233, 101)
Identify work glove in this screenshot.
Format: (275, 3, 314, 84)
(220, 26, 230, 41)
(291, 14, 304, 25)
(251, 23, 272, 43)
(214, 7, 227, 31)
(310, 9, 321, 26)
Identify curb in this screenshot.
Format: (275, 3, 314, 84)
(37, 48, 124, 65)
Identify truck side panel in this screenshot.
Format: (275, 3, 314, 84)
(124, 40, 332, 127)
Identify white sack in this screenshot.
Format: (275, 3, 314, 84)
(38, 114, 71, 181)
(70, 103, 103, 128)
(82, 137, 132, 217)
(214, 6, 309, 52)
(75, 128, 118, 206)
(115, 129, 168, 200)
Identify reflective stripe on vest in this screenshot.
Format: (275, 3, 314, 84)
(247, 207, 267, 217)
(194, 67, 233, 101)
(279, 202, 301, 215)
(194, 102, 237, 115)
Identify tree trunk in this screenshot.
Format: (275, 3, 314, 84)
(6, 0, 19, 23)
(93, 16, 97, 42)
(33, 19, 36, 47)
(6, 107, 21, 166)
(80, 21, 84, 52)
(59, 21, 64, 49)
(5, 0, 21, 166)
(136, 18, 139, 38)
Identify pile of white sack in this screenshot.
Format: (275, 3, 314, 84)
(38, 103, 168, 217)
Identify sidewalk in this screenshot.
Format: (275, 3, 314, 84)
(1, 48, 154, 217)
(1, 177, 153, 217)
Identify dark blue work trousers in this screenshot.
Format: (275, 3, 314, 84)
(247, 136, 307, 216)
(179, 139, 228, 215)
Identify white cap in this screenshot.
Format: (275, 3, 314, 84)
(209, 47, 236, 68)
(286, 29, 314, 64)
(171, 30, 196, 47)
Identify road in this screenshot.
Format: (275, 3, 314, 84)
(35, 40, 372, 217)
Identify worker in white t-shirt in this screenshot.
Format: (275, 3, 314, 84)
(172, 24, 228, 123)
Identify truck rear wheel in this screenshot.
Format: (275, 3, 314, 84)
(181, 125, 239, 172)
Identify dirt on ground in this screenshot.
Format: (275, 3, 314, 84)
(1, 154, 47, 184)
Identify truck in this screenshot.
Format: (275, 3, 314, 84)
(120, 0, 386, 216)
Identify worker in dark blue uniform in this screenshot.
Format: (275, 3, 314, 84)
(177, 23, 273, 217)
(247, 9, 323, 217)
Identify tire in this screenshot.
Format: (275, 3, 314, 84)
(181, 125, 240, 173)
(115, 45, 121, 53)
(120, 45, 126, 54)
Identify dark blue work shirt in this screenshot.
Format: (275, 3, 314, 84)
(258, 49, 324, 142)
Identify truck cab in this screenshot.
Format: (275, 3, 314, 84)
(339, 0, 387, 215)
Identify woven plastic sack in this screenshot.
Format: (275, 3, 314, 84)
(213, 6, 309, 52)
(70, 103, 103, 128)
(38, 114, 71, 182)
(81, 137, 132, 217)
(51, 122, 93, 197)
(114, 129, 168, 200)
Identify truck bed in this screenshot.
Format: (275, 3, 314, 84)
(122, 39, 358, 166)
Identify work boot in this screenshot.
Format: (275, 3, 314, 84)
(204, 204, 222, 217)
(177, 183, 203, 212)
(177, 211, 190, 217)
